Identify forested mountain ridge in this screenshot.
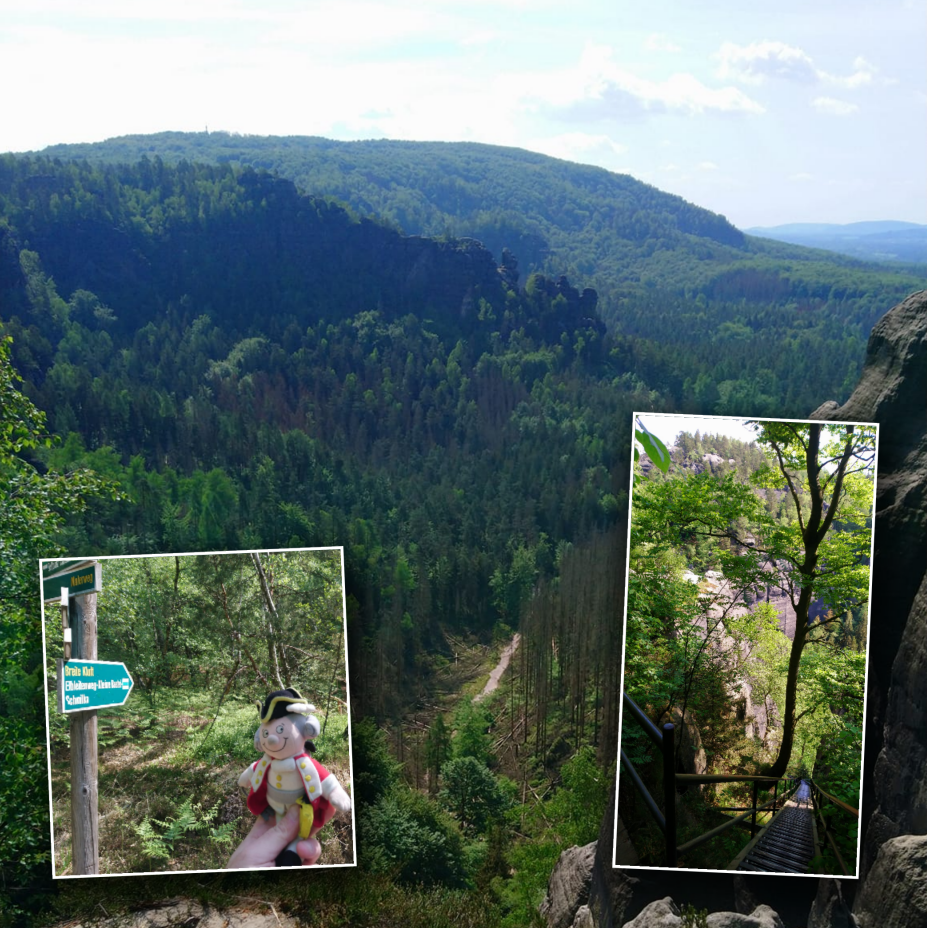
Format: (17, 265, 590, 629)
(0, 152, 909, 924)
(22, 133, 926, 419)
(24, 132, 925, 313)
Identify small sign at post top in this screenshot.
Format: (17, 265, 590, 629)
(42, 562, 101, 602)
(56, 660, 134, 713)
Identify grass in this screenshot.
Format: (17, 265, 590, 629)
(49, 686, 354, 876)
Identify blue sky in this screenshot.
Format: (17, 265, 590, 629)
(1, 0, 924, 227)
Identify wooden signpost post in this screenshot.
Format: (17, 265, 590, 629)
(43, 559, 130, 877)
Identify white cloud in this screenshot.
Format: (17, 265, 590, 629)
(537, 44, 764, 122)
(812, 96, 859, 115)
(716, 40, 892, 91)
(697, 161, 719, 171)
(645, 33, 681, 53)
(716, 41, 818, 85)
(459, 29, 501, 47)
(822, 56, 875, 89)
(789, 172, 815, 182)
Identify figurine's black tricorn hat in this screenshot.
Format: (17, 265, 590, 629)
(258, 687, 311, 723)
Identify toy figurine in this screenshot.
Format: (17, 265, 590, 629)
(238, 687, 352, 866)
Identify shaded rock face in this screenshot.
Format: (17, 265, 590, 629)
(661, 707, 708, 779)
(812, 289, 927, 877)
(853, 834, 927, 928)
(808, 878, 855, 928)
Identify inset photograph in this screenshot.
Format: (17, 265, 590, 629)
(41, 547, 354, 877)
(614, 414, 875, 876)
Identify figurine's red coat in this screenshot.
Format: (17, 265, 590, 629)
(246, 752, 335, 827)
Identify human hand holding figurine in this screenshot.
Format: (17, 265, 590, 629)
(227, 804, 322, 868)
(238, 687, 352, 867)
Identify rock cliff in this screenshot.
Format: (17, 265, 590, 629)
(811, 289, 927, 888)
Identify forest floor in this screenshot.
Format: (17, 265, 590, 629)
(48, 689, 353, 877)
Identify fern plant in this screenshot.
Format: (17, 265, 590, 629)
(134, 797, 235, 862)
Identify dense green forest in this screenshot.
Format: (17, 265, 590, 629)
(17, 135, 927, 416)
(0, 150, 900, 923)
(619, 424, 870, 871)
(0, 156, 630, 926)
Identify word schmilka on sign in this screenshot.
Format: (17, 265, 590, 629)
(56, 659, 134, 713)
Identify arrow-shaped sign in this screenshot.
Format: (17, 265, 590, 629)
(56, 660, 134, 714)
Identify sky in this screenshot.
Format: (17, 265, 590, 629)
(1, 0, 924, 228)
(635, 413, 756, 450)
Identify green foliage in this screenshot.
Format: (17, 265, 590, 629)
(352, 718, 402, 808)
(544, 747, 610, 847)
(452, 700, 493, 766)
(361, 787, 468, 888)
(424, 713, 452, 792)
(681, 904, 710, 928)
(439, 757, 512, 834)
(134, 797, 235, 862)
(0, 336, 115, 923)
(634, 418, 670, 472)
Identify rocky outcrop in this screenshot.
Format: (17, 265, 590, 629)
(622, 898, 786, 928)
(853, 834, 927, 928)
(541, 842, 598, 928)
(808, 878, 856, 928)
(57, 899, 300, 928)
(812, 289, 927, 881)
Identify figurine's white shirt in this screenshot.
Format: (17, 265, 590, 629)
(248, 751, 326, 802)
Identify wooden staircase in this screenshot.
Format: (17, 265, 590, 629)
(731, 780, 817, 873)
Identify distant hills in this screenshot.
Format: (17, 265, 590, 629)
(5, 135, 926, 418)
(746, 221, 927, 265)
(24, 133, 925, 327)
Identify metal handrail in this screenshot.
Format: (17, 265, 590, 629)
(808, 779, 857, 876)
(678, 786, 795, 856)
(622, 691, 665, 746)
(619, 692, 676, 865)
(620, 691, 806, 868)
(619, 748, 665, 832)
(811, 781, 858, 817)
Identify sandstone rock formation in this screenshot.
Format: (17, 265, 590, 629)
(812, 289, 927, 885)
(852, 834, 927, 928)
(661, 707, 708, 779)
(540, 842, 598, 928)
(59, 899, 299, 928)
(622, 898, 786, 928)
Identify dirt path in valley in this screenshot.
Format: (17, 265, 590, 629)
(474, 633, 520, 702)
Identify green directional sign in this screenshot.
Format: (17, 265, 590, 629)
(43, 562, 101, 602)
(56, 659, 134, 713)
